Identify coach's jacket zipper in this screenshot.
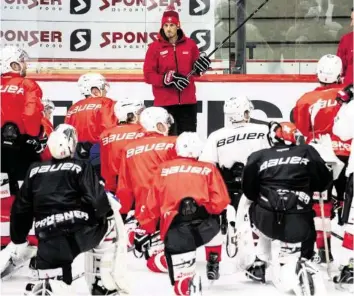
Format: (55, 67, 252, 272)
(173, 44, 181, 105)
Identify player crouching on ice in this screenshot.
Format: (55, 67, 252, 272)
(332, 84, 354, 291)
(138, 132, 230, 296)
(238, 121, 333, 296)
(6, 124, 129, 295)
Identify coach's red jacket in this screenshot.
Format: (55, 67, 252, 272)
(143, 30, 200, 106)
(337, 31, 353, 86)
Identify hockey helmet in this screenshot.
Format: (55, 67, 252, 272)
(224, 96, 254, 124)
(42, 97, 55, 113)
(267, 121, 304, 146)
(114, 98, 145, 123)
(316, 54, 342, 84)
(139, 107, 174, 136)
(47, 124, 78, 159)
(0, 46, 29, 76)
(77, 73, 110, 97)
(176, 132, 204, 158)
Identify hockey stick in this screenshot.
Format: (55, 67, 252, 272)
(331, 231, 344, 241)
(186, 0, 271, 79)
(309, 105, 332, 280)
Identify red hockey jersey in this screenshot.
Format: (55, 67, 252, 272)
(117, 133, 177, 216)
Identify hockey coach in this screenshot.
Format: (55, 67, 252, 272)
(143, 5, 211, 135)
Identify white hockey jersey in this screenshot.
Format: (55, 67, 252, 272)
(333, 100, 354, 176)
(199, 123, 270, 168)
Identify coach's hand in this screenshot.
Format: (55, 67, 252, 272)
(193, 53, 211, 75)
(163, 70, 189, 91)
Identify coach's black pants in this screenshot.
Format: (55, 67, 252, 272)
(162, 104, 197, 136)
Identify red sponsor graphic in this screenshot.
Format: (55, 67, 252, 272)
(100, 31, 158, 48)
(4, 0, 62, 10)
(0, 30, 62, 47)
(99, 0, 181, 12)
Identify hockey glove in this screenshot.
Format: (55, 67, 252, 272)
(26, 137, 46, 154)
(193, 53, 211, 75)
(134, 228, 151, 253)
(163, 70, 189, 91)
(336, 84, 353, 105)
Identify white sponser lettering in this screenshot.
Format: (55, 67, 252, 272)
(35, 210, 89, 229)
(161, 165, 212, 176)
(0, 85, 25, 95)
(332, 141, 351, 151)
(127, 142, 174, 158)
(29, 163, 82, 178)
(66, 104, 102, 117)
(260, 156, 309, 171)
(101, 132, 144, 146)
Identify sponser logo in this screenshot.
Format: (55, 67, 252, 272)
(189, 0, 210, 15)
(70, 29, 91, 51)
(3, 0, 62, 10)
(30, 163, 82, 178)
(126, 142, 174, 158)
(99, 0, 181, 11)
(190, 30, 211, 52)
(100, 31, 158, 48)
(0, 30, 62, 47)
(101, 132, 145, 146)
(70, 0, 91, 14)
(217, 133, 265, 147)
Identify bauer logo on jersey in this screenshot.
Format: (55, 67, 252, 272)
(70, 0, 91, 14)
(190, 30, 211, 52)
(29, 163, 82, 178)
(66, 103, 101, 117)
(70, 29, 91, 52)
(259, 156, 309, 172)
(217, 133, 265, 147)
(35, 210, 89, 229)
(161, 165, 212, 176)
(101, 132, 144, 146)
(126, 142, 174, 158)
(0, 85, 24, 95)
(189, 0, 210, 15)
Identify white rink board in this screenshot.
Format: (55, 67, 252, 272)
(39, 80, 318, 140)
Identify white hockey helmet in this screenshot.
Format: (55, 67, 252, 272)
(316, 54, 342, 84)
(176, 132, 204, 158)
(77, 73, 110, 97)
(42, 97, 55, 112)
(0, 46, 29, 76)
(224, 96, 254, 123)
(47, 124, 78, 159)
(139, 107, 174, 136)
(114, 98, 145, 123)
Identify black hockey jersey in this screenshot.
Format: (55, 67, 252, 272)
(242, 144, 333, 207)
(10, 158, 111, 244)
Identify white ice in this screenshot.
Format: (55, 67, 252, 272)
(1, 223, 352, 296)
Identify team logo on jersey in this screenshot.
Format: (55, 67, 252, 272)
(29, 163, 82, 178)
(259, 156, 309, 172)
(161, 165, 212, 176)
(217, 133, 265, 147)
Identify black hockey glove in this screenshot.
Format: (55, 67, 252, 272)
(26, 137, 46, 154)
(134, 228, 151, 253)
(193, 53, 211, 75)
(336, 84, 353, 105)
(163, 70, 189, 91)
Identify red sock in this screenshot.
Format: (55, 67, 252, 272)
(205, 245, 222, 262)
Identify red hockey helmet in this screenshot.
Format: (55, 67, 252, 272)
(267, 121, 304, 146)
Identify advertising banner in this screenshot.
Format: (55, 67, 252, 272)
(0, 21, 215, 59)
(1, 0, 214, 23)
(37, 80, 317, 140)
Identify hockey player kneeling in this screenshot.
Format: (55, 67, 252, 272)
(241, 121, 333, 296)
(9, 124, 129, 295)
(138, 132, 230, 296)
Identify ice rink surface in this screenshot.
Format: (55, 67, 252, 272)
(1, 223, 353, 296)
